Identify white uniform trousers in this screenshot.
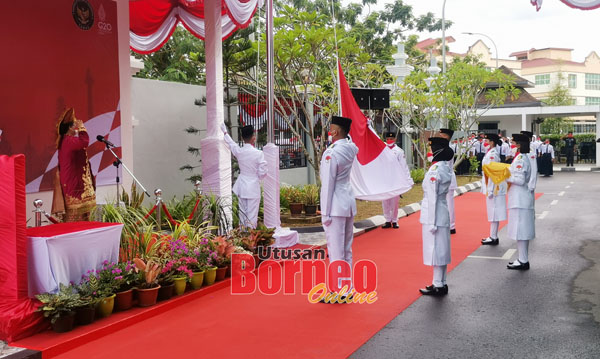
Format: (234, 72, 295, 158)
(238, 197, 261, 228)
(447, 190, 455, 230)
(433, 265, 447, 287)
(382, 196, 399, 223)
(325, 215, 355, 271)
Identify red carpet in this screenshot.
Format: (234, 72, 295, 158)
(14, 192, 541, 358)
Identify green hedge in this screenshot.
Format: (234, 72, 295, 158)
(410, 168, 425, 183)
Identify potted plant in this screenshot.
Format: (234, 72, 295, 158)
(285, 185, 304, 216)
(212, 236, 234, 281)
(133, 258, 162, 307)
(36, 283, 82, 333)
(302, 184, 319, 215)
(95, 261, 122, 318)
(74, 277, 100, 325)
(113, 261, 138, 311)
(161, 257, 194, 295)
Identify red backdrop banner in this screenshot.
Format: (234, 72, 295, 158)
(0, 0, 122, 193)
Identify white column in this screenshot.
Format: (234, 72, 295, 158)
(521, 113, 527, 131)
(201, 0, 232, 222)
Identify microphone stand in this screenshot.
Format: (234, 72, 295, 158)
(102, 142, 151, 198)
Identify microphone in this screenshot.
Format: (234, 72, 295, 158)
(96, 135, 115, 147)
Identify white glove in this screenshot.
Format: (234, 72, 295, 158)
(428, 225, 437, 234)
(322, 216, 332, 227)
(488, 192, 494, 199)
(220, 123, 227, 134)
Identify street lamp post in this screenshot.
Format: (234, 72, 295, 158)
(463, 32, 499, 69)
(386, 43, 415, 165)
(426, 52, 442, 131)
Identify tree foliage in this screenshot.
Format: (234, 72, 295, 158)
(389, 55, 520, 167)
(540, 72, 574, 135)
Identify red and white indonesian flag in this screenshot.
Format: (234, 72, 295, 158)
(338, 62, 413, 201)
(531, 0, 600, 11)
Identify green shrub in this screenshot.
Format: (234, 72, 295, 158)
(410, 168, 425, 183)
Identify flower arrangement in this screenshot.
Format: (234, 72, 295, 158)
(161, 256, 198, 282)
(95, 260, 125, 296)
(113, 261, 138, 292)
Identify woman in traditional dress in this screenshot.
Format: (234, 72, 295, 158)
(481, 134, 507, 245)
(52, 108, 96, 222)
(419, 137, 454, 296)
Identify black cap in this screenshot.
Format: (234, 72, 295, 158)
(331, 116, 352, 133)
(385, 131, 396, 138)
(520, 130, 533, 139)
(241, 125, 254, 139)
(485, 133, 500, 143)
(512, 133, 529, 143)
(439, 128, 454, 138)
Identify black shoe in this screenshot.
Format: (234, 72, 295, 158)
(392, 222, 399, 229)
(507, 261, 530, 270)
(481, 237, 499, 245)
(450, 229, 456, 234)
(382, 222, 392, 229)
(419, 284, 448, 296)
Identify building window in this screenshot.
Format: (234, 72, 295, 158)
(585, 97, 600, 105)
(585, 73, 600, 90)
(568, 74, 577, 89)
(535, 74, 550, 85)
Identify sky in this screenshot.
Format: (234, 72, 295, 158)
(377, 0, 599, 62)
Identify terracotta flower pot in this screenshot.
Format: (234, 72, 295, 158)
(215, 266, 228, 281)
(304, 204, 317, 215)
(51, 311, 75, 333)
(173, 276, 187, 296)
(226, 266, 231, 277)
(74, 306, 95, 326)
(289, 203, 303, 216)
(203, 267, 217, 286)
(96, 294, 116, 318)
(115, 289, 133, 311)
(137, 285, 160, 307)
(157, 282, 175, 301)
(191, 271, 205, 290)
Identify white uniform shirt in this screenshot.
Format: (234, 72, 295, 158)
(507, 154, 533, 209)
(539, 143, 555, 159)
(420, 161, 452, 227)
(387, 143, 414, 186)
(481, 147, 507, 197)
(500, 141, 510, 156)
(224, 134, 268, 199)
(320, 138, 359, 218)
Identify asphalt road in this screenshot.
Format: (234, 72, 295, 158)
(353, 171, 600, 359)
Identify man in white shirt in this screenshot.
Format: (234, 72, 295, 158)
(221, 124, 268, 228)
(381, 131, 413, 229)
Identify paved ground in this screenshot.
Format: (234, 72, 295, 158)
(352, 171, 600, 358)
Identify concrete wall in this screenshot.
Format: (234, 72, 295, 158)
(131, 78, 207, 203)
(280, 166, 312, 186)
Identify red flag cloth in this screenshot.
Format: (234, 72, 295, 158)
(0, 155, 47, 341)
(338, 62, 385, 165)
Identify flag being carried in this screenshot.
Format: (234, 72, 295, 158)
(337, 62, 413, 201)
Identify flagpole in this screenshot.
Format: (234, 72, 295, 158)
(330, 0, 341, 116)
(266, 0, 274, 143)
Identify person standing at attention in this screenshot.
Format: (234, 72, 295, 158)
(381, 131, 413, 229)
(506, 133, 535, 270)
(221, 123, 267, 228)
(437, 128, 457, 234)
(419, 137, 454, 296)
(562, 131, 576, 167)
(320, 116, 358, 301)
(480, 134, 507, 245)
